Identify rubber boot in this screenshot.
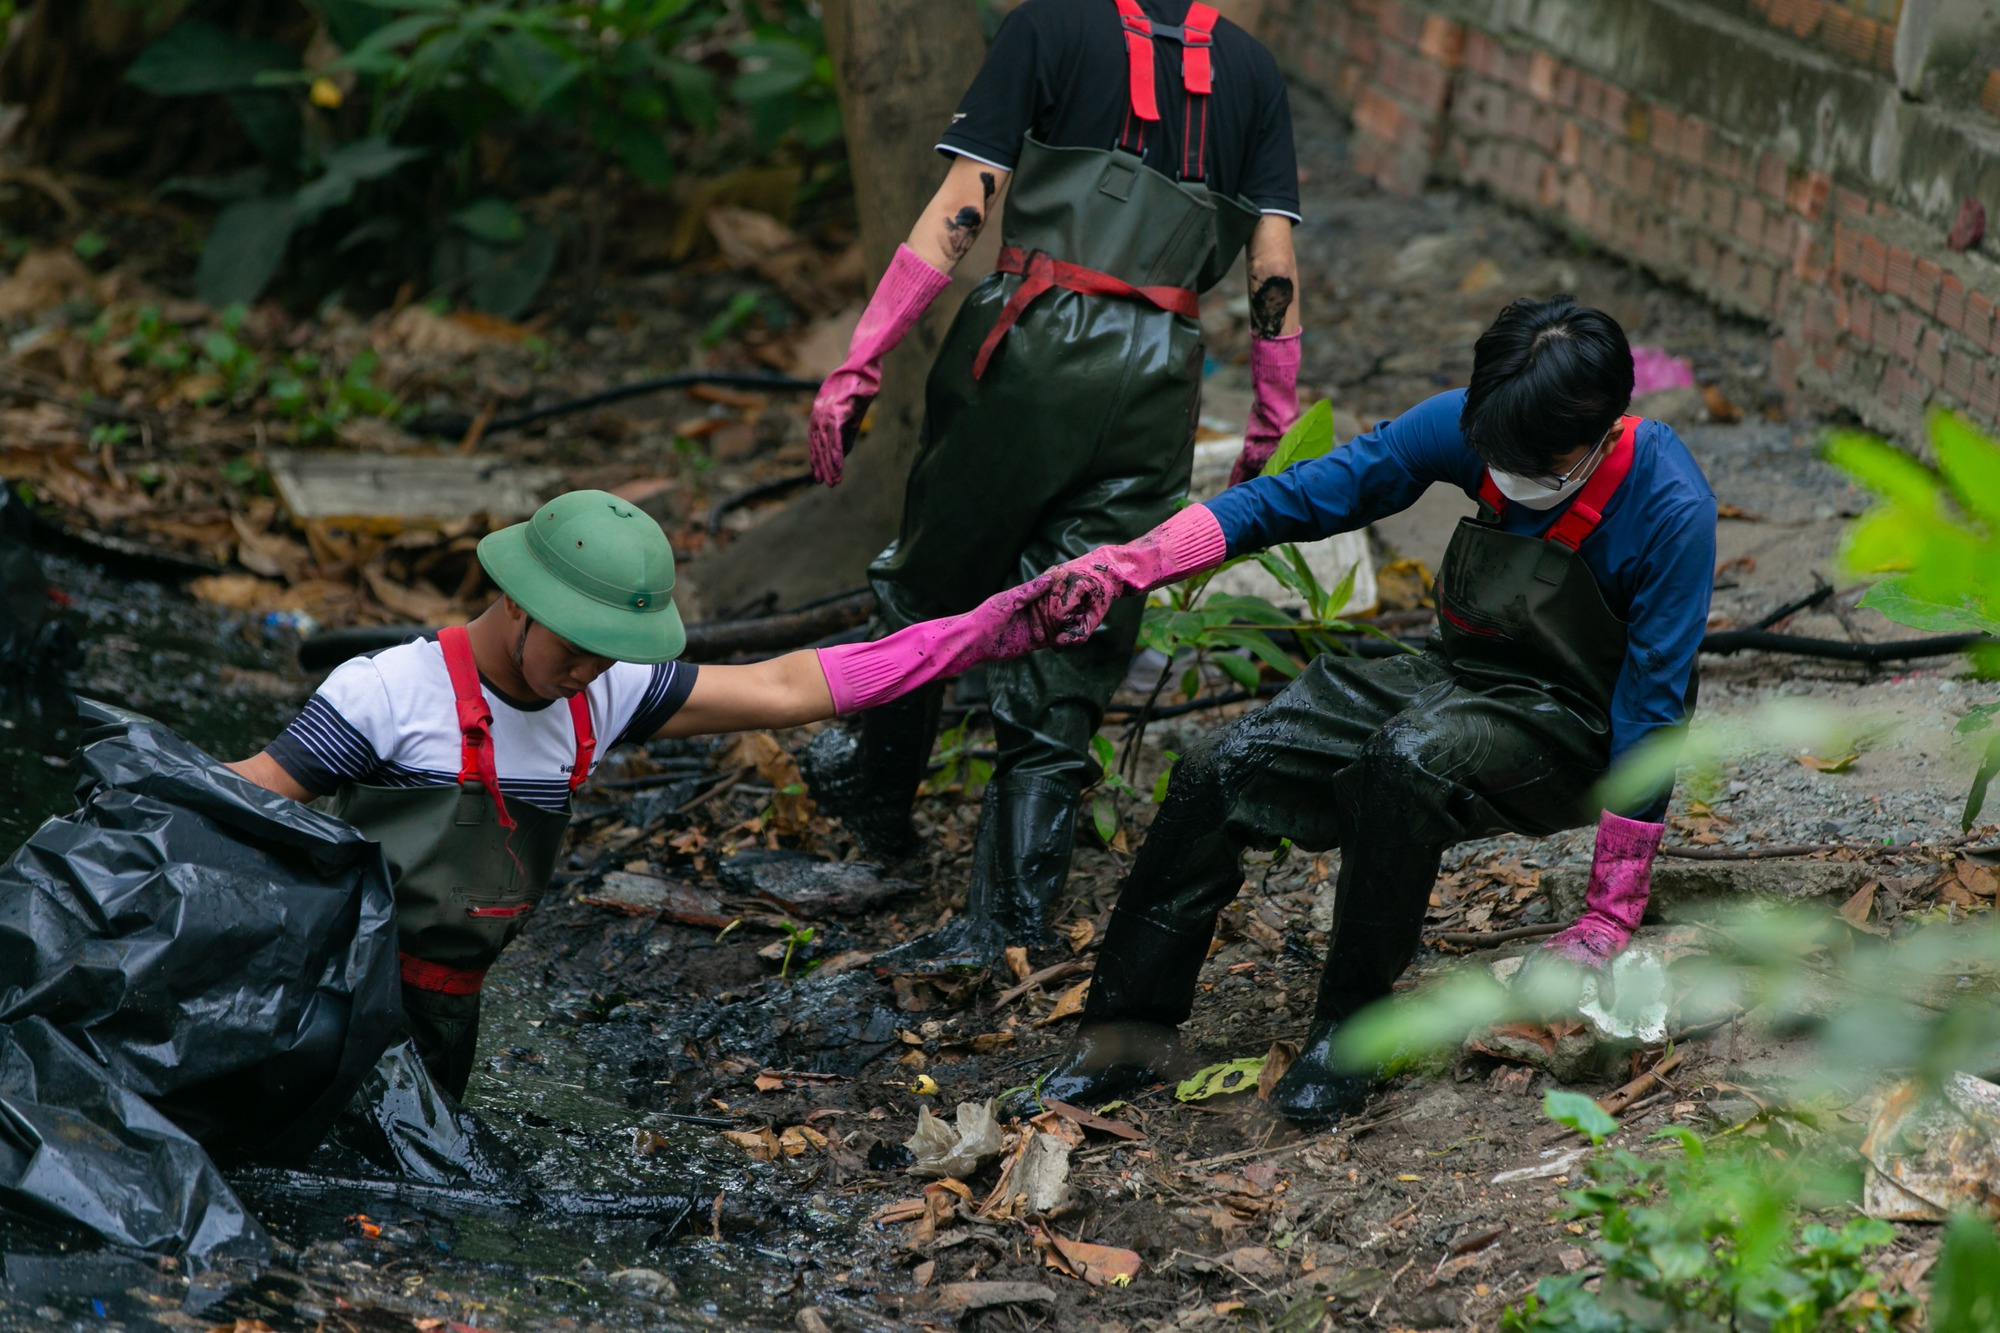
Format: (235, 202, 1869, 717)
(1031, 903, 1216, 1105)
(798, 681, 942, 860)
(1267, 1017, 1376, 1130)
(876, 774, 1081, 972)
(400, 985, 483, 1102)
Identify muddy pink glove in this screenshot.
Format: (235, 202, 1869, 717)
(809, 245, 952, 487)
(1040, 506, 1230, 648)
(1543, 811, 1665, 966)
(816, 574, 1060, 715)
(1227, 331, 1302, 487)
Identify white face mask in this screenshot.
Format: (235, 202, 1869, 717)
(1487, 435, 1610, 510)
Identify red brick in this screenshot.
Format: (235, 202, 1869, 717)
(1599, 84, 1630, 131)
(1832, 221, 1861, 278)
(1912, 258, 1944, 316)
(1881, 362, 1912, 411)
(1735, 195, 1767, 246)
(1916, 330, 1945, 388)
(1841, 288, 1874, 342)
(1938, 273, 1968, 331)
(1885, 246, 1916, 300)
(1974, 361, 2000, 424)
(1871, 297, 1902, 356)
(1756, 150, 1788, 202)
(1678, 116, 1710, 165)
(1376, 1, 1424, 48)
(1969, 290, 1998, 351)
(1651, 107, 1681, 156)
(1558, 120, 1582, 168)
(1417, 15, 1464, 66)
(1835, 187, 1871, 218)
(1532, 106, 1565, 154)
(1858, 234, 1890, 290)
(1629, 150, 1658, 196)
(1945, 345, 1978, 405)
(1528, 50, 1558, 102)
(1745, 260, 1779, 313)
(1786, 171, 1831, 222)
(1462, 28, 1498, 79)
(1793, 232, 1829, 283)
(1897, 309, 1925, 362)
(1553, 63, 1580, 110)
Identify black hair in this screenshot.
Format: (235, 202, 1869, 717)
(1459, 295, 1634, 476)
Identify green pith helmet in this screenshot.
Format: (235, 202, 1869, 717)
(477, 490, 685, 663)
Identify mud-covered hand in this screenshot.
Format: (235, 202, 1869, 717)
(1542, 811, 1665, 966)
(816, 573, 1066, 715)
(808, 245, 953, 487)
(1227, 331, 1303, 487)
(1039, 506, 1231, 647)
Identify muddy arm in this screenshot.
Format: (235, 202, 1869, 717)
(1247, 214, 1302, 338)
(903, 155, 1011, 275)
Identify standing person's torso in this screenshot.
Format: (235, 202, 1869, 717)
(940, 0, 1301, 219)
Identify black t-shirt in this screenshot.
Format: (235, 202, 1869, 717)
(939, 0, 1301, 219)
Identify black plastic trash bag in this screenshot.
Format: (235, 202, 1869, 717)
(329, 1039, 520, 1186)
(0, 701, 400, 1184)
(0, 1017, 269, 1259)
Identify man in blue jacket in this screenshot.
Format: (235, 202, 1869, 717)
(1009, 295, 1717, 1127)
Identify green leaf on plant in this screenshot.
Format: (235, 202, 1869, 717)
(451, 197, 528, 246)
(126, 22, 299, 96)
(196, 195, 299, 308)
(1262, 398, 1336, 476)
(1091, 795, 1118, 846)
(1931, 1210, 2000, 1333)
(1174, 1057, 1265, 1102)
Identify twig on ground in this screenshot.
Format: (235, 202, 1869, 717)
(1597, 1047, 1686, 1117)
(1433, 921, 1564, 947)
(994, 959, 1092, 1007)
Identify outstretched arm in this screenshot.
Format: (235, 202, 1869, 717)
(654, 652, 836, 739)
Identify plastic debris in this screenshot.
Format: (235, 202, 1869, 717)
(1175, 1057, 1266, 1103)
(1630, 345, 1695, 396)
(906, 1099, 1004, 1179)
(1862, 1074, 2000, 1222)
(0, 700, 400, 1256)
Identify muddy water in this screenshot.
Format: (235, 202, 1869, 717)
(0, 558, 872, 1333)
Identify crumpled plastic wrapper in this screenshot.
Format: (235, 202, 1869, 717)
(905, 1099, 1004, 1179)
(1862, 1073, 2000, 1222)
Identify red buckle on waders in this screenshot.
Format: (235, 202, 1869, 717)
(399, 952, 490, 995)
(972, 247, 1201, 380)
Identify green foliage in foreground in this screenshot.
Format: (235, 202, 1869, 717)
(125, 0, 838, 313)
(1506, 1093, 1918, 1333)
(1827, 409, 2000, 830)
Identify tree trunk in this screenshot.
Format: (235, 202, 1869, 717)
(675, 0, 990, 620)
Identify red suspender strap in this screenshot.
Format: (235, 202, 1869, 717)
(1181, 3, 1217, 94)
(1545, 415, 1640, 550)
(566, 693, 595, 792)
(1473, 415, 1640, 549)
(437, 625, 516, 832)
(1114, 0, 1159, 123)
(975, 248, 1201, 378)
(399, 952, 489, 995)
(1477, 471, 1505, 513)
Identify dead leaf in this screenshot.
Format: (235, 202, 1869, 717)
(1957, 861, 1999, 898)
(720, 1127, 781, 1162)
(1035, 979, 1089, 1027)
(912, 1259, 936, 1288)
(1715, 503, 1763, 520)
(1256, 1040, 1299, 1101)
(1837, 880, 1881, 929)
(1457, 257, 1504, 294)
(980, 1131, 1072, 1219)
(1028, 1223, 1143, 1287)
(1065, 918, 1096, 953)
(1221, 1245, 1286, 1282)
(1003, 945, 1032, 983)
(1040, 1099, 1144, 1141)
(725, 731, 815, 833)
(1799, 752, 1860, 773)
(779, 1124, 828, 1157)
(754, 1073, 786, 1092)
(906, 1100, 1004, 1179)
(1699, 383, 1743, 423)
(0, 249, 92, 321)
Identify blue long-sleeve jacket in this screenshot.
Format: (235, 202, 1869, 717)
(1205, 390, 1717, 812)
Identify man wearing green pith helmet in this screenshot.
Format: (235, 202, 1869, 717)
(230, 489, 1066, 1097)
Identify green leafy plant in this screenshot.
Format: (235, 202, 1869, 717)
(1827, 409, 2000, 830)
(127, 0, 838, 312)
(777, 919, 815, 980)
(929, 712, 993, 797)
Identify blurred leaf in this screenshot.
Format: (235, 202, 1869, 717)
(1967, 733, 2000, 833)
(1858, 577, 2000, 637)
(1929, 408, 2000, 532)
(127, 22, 299, 96)
(1543, 1088, 1617, 1145)
(196, 196, 299, 307)
(1213, 653, 1261, 692)
(451, 196, 527, 245)
(296, 136, 426, 220)
(1932, 1212, 2000, 1333)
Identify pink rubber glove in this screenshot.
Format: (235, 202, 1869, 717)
(1227, 331, 1302, 487)
(1040, 506, 1230, 647)
(809, 245, 952, 487)
(1543, 811, 1665, 966)
(816, 573, 1061, 715)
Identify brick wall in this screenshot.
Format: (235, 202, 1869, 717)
(1259, 0, 2000, 443)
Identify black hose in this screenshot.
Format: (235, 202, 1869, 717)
(705, 469, 816, 536)
(413, 372, 821, 440)
(1699, 629, 1992, 661)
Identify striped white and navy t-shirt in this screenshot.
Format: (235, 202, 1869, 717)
(268, 637, 697, 811)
